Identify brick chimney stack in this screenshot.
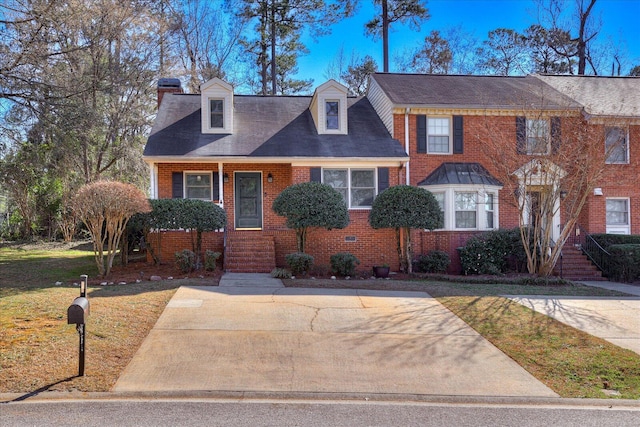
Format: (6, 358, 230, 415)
(157, 78, 182, 109)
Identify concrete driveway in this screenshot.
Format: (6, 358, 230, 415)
(114, 275, 557, 397)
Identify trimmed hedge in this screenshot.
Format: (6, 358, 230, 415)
(591, 234, 640, 249)
(607, 244, 640, 282)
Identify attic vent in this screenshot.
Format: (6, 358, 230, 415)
(345, 236, 357, 242)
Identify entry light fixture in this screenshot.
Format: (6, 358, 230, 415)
(267, 172, 273, 183)
(223, 173, 229, 183)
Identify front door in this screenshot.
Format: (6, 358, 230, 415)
(235, 172, 262, 229)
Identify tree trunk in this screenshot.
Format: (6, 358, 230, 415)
(382, 0, 389, 72)
(270, 0, 277, 95)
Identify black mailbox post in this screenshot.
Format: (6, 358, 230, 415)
(67, 275, 89, 376)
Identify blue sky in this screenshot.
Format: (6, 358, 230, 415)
(296, 0, 640, 82)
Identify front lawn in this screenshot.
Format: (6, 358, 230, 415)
(1, 244, 638, 399)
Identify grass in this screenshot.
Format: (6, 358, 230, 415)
(440, 296, 640, 399)
(1, 245, 639, 399)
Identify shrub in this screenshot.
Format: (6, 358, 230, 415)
(285, 252, 314, 275)
(591, 234, 640, 249)
(204, 250, 221, 271)
(330, 252, 360, 277)
(175, 249, 196, 273)
(607, 244, 640, 282)
(369, 185, 443, 273)
(272, 182, 349, 253)
(271, 268, 292, 279)
(458, 228, 526, 275)
(414, 250, 450, 273)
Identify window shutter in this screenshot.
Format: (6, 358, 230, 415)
(417, 115, 427, 153)
(516, 116, 526, 154)
(310, 167, 321, 182)
(377, 168, 389, 193)
(212, 172, 219, 200)
(172, 172, 183, 198)
(551, 117, 561, 154)
(453, 116, 464, 154)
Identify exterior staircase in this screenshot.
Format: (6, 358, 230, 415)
(224, 232, 276, 273)
(554, 245, 606, 281)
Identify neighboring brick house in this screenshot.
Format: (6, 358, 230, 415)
(367, 73, 640, 274)
(144, 74, 639, 276)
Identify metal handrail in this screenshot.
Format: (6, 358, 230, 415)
(582, 233, 612, 275)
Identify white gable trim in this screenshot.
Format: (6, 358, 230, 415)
(310, 80, 348, 135)
(201, 78, 234, 134)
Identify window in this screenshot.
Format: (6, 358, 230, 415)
(185, 173, 212, 200)
(606, 198, 630, 235)
(428, 117, 450, 153)
(526, 119, 549, 154)
(209, 99, 224, 128)
(455, 192, 477, 228)
(485, 193, 495, 229)
(421, 187, 499, 231)
(605, 127, 628, 164)
(323, 168, 375, 208)
(326, 101, 339, 130)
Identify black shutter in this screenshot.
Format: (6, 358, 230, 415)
(377, 168, 389, 193)
(172, 172, 183, 198)
(453, 116, 464, 154)
(212, 172, 219, 200)
(551, 117, 561, 154)
(417, 115, 427, 153)
(310, 167, 321, 182)
(516, 116, 527, 154)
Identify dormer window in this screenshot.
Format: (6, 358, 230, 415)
(210, 99, 224, 128)
(201, 78, 233, 134)
(326, 101, 339, 129)
(310, 80, 348, 135)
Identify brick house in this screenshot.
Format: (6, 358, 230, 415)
(144, 74, 639, 276)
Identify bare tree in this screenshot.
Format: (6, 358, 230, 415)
(169, 0, 248, 93)
(74, 181, 151, 277)
(477, 98, 637, 276)
(536, 0, 601, 75)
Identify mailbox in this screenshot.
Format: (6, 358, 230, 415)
(67, 297, 90, 324)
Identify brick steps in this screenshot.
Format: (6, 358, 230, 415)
(554, 246, 606, 281)
(224, 232, 276, 273)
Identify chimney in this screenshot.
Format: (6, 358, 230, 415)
(157, 78, 182, 109)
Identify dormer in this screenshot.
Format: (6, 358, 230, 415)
(310, 80, 348, 135)
(201, 78, 233, 134)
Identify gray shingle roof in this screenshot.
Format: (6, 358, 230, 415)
(417, 163, 503, 187)
(144, 94, 407, 159)
(534, 75, 640, 118)
(370, 73, 579, 110)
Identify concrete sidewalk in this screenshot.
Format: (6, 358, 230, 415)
(509, 281, 640, 355)
(114, 275, 557, 397)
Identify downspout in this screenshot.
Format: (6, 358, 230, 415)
(218, 161, 224, 207)
(149, 163, 157, 199)
(404, 108, 410, 185)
